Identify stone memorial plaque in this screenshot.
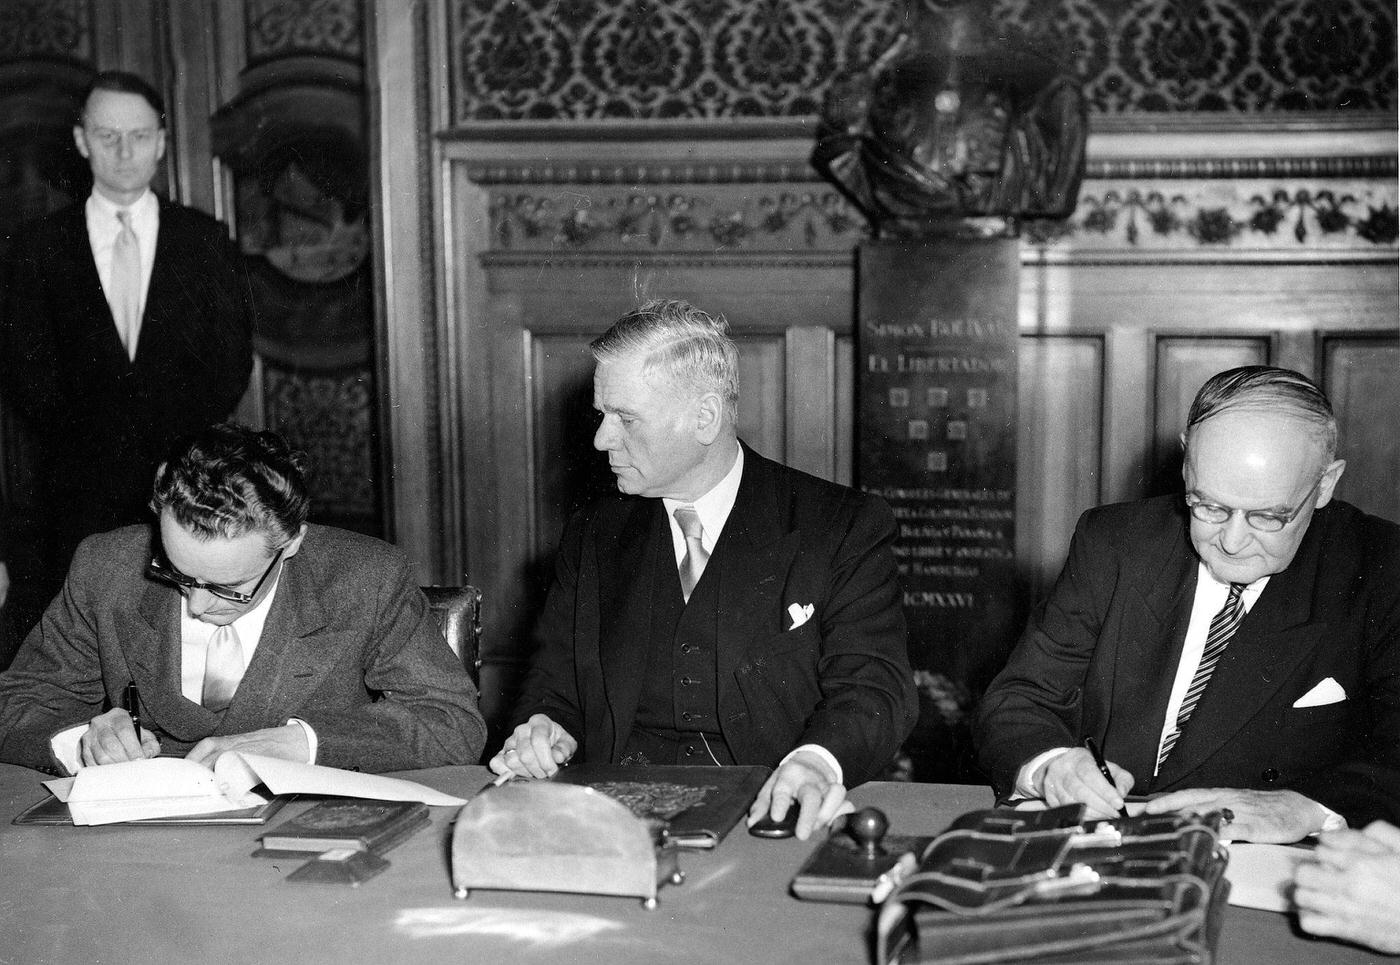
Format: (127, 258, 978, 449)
(858, 239, 1023, 775)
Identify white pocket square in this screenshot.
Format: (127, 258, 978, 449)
(787, 603, 815, 630)
(1293, 677, 1347, 708)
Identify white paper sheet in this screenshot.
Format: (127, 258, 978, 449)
(1224, 843, 1310, 913)
(41, 752, 467, 825)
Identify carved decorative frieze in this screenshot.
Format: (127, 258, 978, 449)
(246, 0, 363, 63)
(0, 0, 90, 61)
(449, 0, 1396, 122)
(264, 365, 378, 518)
(483, 178, 1398, 254)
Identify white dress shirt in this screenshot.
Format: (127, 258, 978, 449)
(85, 188, 159, 346)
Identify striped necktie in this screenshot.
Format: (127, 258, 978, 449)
(1158, 582, 1247, 769)
(109, 209, 142, 360)
(674, 506, 708, 603)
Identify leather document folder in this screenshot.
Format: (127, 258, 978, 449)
(551, 763, 770, 847)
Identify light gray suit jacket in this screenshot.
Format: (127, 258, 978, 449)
(0, 524, 486, 774)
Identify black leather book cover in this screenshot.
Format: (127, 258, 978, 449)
(255, 799, 429, 855)
(552, 764, 771, 845)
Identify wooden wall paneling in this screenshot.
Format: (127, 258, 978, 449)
(1152, 335, 1272, 489)
(371, 4, 449, 581)
(784, 326, 836, 480)
(93, 1, 162, 88)
(735, 335, 785, 468)
(529, 331, 605, 563)
(1097, 316, 1152, 505)
(474, 291, 534, 724)
(1016, 334, 1105, 598)
(834, 335, 854, 488)
(164, 1, 215, 214)
(1320, 333, 1400, 521)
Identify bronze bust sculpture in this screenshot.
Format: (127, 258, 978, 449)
(812, 0, 1087, 237)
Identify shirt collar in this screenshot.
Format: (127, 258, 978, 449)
(1195, 562, 1269, 609)
(664, 442, 743, 547)
(181, 562, 284, 642)
(87, 187, 155, 220)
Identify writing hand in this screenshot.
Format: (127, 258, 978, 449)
(746, 750, 852, 842)
(488, 713, 577, 779)
(79, 707, 160, 766)
(184, 723, 309, 769)
(1142, 787, 1323, 842)
(1036, 747, 1132, 818)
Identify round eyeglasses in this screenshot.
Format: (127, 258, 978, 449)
(1183, 473, 1324, 534)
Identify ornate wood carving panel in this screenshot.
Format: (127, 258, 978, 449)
(447, 0, 1396, 121)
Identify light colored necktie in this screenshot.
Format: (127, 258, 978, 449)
(1157, 582, 1246, 769)
(109, 209, 142, 360)
(201, 624, 243, 712)
(674, 506, 709, 603)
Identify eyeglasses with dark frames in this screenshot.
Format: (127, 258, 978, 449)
(1184, 473, 1325, 534)
(146, 546, 285, 604)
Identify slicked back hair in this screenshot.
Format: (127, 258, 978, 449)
(150, 424, 310, 549)
(1185, 365, 1337, 460)
(590, 299, 740, 422)
(79, 70, 166, 127)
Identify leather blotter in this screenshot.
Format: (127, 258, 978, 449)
(551, 764, 770, 846)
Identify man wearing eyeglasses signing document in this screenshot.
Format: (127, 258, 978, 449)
(0, 424, 486, 775)
(975, 366, 1400, 843)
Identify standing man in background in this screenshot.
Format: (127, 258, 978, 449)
(0, 70, 254, 659)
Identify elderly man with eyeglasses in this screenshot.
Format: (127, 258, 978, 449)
(975, 365, 1400, 843)
(0, 424, 486, 776)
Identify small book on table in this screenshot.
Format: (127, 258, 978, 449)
(255, 799, 429, 857)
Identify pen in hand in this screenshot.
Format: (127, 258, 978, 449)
(1083, 736, 1129, 818)
(123, 680, 142, 743)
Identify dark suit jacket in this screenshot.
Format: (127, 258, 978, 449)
(0, 196, 253, 572)
(0, 524, 487, 774)
(975, 496, 1400, 827)
(512, 444, 917, 787)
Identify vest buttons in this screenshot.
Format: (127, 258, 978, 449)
(1261, 767, 1280, 784)
(680, 676, 701, 686)
(684, 744, 698, 757)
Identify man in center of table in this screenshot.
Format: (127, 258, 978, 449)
(488, 298, 916, 839)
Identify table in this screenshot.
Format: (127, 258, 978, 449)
(0, 764, 1381, 964)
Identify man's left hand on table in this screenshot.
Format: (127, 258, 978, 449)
(1142, 787, 1328, 842)
(747, 749, 852, 841)
(184, 722, 309, 769)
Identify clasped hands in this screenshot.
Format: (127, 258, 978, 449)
(1033, 747, 1327, 843)
(77, 707, 308, 770)
(490, 713, 849, 840)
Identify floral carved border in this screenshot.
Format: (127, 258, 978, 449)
(486, 179, 1398, 254)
